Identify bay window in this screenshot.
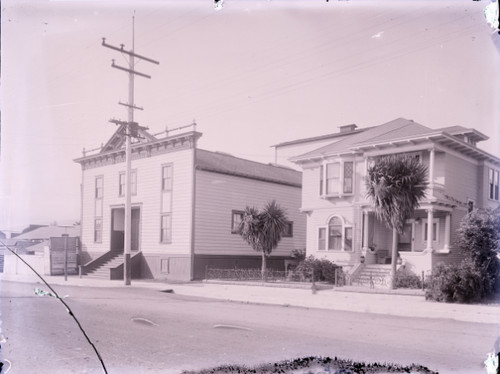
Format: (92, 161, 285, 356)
(319, 160, 355, 197)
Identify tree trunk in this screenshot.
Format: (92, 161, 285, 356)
(390, 228, 398, 289)
(261, 251, 267, 282)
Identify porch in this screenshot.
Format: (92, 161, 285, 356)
(361, 205, 454, 275)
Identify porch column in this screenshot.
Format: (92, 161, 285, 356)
(426, 208, 434, 252)
(444, 213, 451, 251)
(362, 210, 370, 252)
(428, 148, 435, 193)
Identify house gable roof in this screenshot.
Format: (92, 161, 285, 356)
(196, 149, 301, 187)
(290, 118, 500, 166)
(291, 118, 420, 160)
(271, 124, 367, 148)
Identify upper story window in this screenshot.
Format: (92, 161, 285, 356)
(95, 176, 103, 199)
(319, 165, 324, 195)
(119, 170, 137, 196)
(320, 160, 355, 197)
(326, 163, 340, 195)
(162, 165, 173, 191)
(160, 164, 174, 244)
(95, 176, 103, 218)
(489, 168, 499, 201)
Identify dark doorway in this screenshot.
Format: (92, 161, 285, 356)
(110, 207, 141, 252)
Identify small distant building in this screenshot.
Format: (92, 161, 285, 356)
(1, 224, 80, 276)
(74, 124, 306, 281)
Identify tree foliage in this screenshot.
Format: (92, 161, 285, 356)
(365, 155, 428, 289)
(426, 208, 500, 303)
(365, 155, 428, 234)
(238, 200, 288, 279)
(425, 260, 485, 303)
(457, 207, 500, 296)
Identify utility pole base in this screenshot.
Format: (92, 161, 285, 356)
(124, 253, 131, 286)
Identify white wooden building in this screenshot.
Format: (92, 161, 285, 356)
(74, 124, 305, 281)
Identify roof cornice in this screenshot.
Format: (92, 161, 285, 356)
(74, 131, 202, 169)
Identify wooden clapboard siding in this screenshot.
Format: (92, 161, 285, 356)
(443, 153, 479, 205)
(127, 148, 194, 255)
(80, 148, 195, 256)
(194, 169, 305, 257)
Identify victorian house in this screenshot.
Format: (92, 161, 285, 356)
(279, 118, 500, 282)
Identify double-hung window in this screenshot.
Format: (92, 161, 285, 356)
(231, 210, 244, 233)
(94, 176, 103, 243)
(326, 163, 340, 195)
(489, 168, 499, 201)
(160, 164, 173, 243)
(119, 170, 137, 196)
(283, 221, 293, 237)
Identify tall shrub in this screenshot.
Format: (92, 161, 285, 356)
(425, 260, 485, 303)
(457, 208, 500, 296)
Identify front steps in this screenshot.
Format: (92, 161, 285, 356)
(351, 264, 392, 288)
(84, 253, 124, 279)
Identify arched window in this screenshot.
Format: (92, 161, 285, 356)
(328, 217, 343, 250)
(317, 215, 353, 252)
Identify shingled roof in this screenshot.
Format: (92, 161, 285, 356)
(291, 118, 424, 160)
(195, 149, 301, 187)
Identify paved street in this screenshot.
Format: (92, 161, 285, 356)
(1, 280, 498, 374)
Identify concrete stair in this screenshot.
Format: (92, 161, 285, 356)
(352, 264, 392, 288)
(85, 253, 124, 279)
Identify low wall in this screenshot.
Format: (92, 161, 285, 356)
(3, 253, 48, 276)
(399, 251, 433, 277)
(193, 254, 288, 280)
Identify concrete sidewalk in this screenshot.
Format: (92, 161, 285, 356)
(1, 273, 499, 325)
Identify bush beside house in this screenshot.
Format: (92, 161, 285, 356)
(394, 266, 423, 289)
(426, 208, 500, 303)
(290, 256, 343, 284)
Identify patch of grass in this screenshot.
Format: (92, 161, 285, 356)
(181, 356, 438, 374)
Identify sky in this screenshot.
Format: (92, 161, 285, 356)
(1, 0, 499, 231)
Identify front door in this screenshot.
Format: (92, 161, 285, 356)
(110, 207, 141, 252)
(398, 223, 414, 252)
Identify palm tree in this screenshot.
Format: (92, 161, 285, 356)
(238, 200, 288, 280)
(366, 155, 428, 289)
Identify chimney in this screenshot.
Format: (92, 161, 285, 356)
(339, 124, 358, 133)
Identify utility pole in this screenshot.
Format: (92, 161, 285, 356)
(102, 16, 159, 286)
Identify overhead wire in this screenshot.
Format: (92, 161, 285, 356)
(158, 9, 479, 128)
